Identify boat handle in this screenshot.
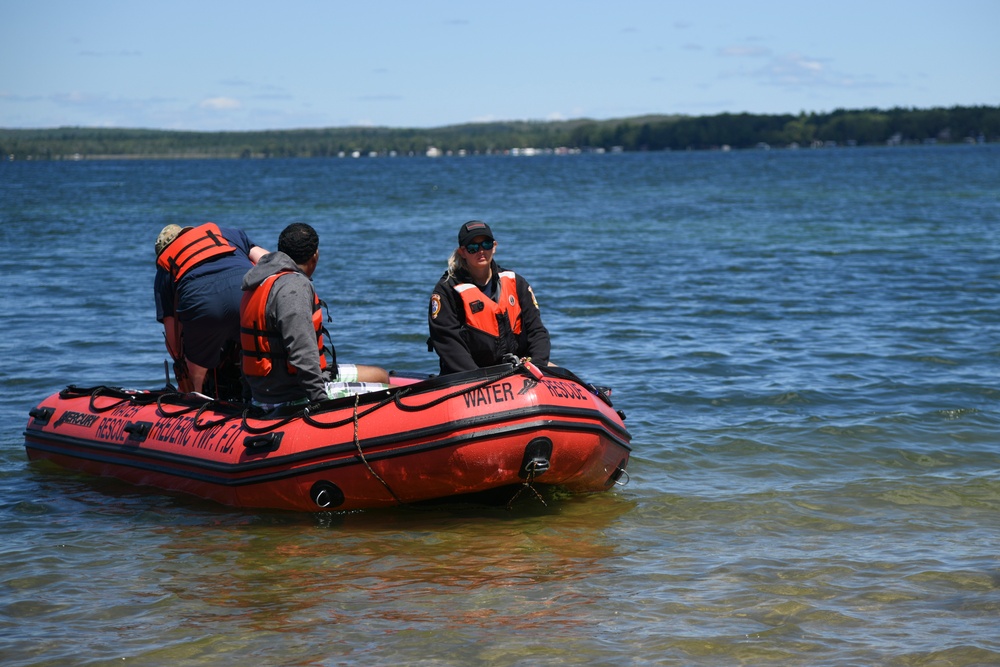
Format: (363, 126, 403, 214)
(244, 432, 283, 451)
(29, 407, 54, 425)
(124, 421, 152, 442)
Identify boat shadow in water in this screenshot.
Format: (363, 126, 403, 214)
(23, 455, 637, 530)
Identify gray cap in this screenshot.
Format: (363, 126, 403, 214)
(155, 224, 183, 256)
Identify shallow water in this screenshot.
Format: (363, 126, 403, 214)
(2, 146, 999, 665)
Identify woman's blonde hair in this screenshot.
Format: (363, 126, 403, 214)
(446, 248, 465, 279)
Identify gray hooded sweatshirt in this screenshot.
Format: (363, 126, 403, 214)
(241, 251, 328, 404)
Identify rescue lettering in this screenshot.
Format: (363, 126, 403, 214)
(541, 379, 590, 402)
(462, 382, 515, 409)
(95, 416, 132, 444)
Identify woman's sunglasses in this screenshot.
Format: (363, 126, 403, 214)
(464, 240, 495, 253)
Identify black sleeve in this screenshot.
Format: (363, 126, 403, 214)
(428, 280, 479, 375)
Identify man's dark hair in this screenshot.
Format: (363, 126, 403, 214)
(278, 223, 319, 264)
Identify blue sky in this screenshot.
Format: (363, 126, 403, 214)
(2, 0, 997, 131)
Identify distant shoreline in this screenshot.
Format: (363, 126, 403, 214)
(2, 105, 997, 160)
(5, 143, 994, 164)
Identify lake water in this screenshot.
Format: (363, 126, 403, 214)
(1, 145, 999, 666)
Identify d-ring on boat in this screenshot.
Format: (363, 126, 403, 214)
(23, 359, 631, 512)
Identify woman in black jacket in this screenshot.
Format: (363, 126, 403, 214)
(428, 220, 551, 375)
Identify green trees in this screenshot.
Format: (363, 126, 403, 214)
(1, 106, 996, 159)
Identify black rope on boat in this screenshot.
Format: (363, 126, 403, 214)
(302, 388, 408, 429)
(192, 400, 242, 430)
(349, 392, 404, 505)
(240, 408, 303, 434)
(155, 393, 202, 418)
(152, 393, 245, 430)
(237, 394, 375, 434)
(61, 358, 550, 435)
(233, 357, 535, 434)
(238, 385, 412, 435)
(62, 384, 240, 428)
(88, 387, 130, 413)
(392, 362, 525, 413)
(70, 385, 162, 413)
(59, 385, 98, 400)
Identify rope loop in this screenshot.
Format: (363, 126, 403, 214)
(156, 392, 201, 418)
(192, 400, 241, 430)
(240, 408, 301, 434)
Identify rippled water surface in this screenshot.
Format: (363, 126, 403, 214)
(2, 146, 999, 666)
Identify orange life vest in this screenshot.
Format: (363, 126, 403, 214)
(239, 270, 328, 377)
(453, 270, 523, 337)
(156, 223, 237, 280)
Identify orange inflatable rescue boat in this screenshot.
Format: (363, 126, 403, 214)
(24, 360, 631, 512)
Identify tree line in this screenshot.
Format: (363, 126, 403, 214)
(1, 105, 996, 160)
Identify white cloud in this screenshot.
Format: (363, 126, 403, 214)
(199, 96, 241, 110)
(758, 53, 827, 86)
(50, 91, 104, 107)
(751, 53, 889, 92)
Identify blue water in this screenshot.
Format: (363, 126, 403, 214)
(1, 146, 999, 666)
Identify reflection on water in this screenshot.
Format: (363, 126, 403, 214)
(3, 483, 637, 665)
(3, 148, 1000, 665)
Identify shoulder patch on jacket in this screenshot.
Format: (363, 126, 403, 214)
(430, 293, 442, 319)
(528, 285, 539, 310)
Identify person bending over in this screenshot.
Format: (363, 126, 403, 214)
(154, 222, 268, 396)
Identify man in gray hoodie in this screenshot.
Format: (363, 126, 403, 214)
(239, 223, 388, 407)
